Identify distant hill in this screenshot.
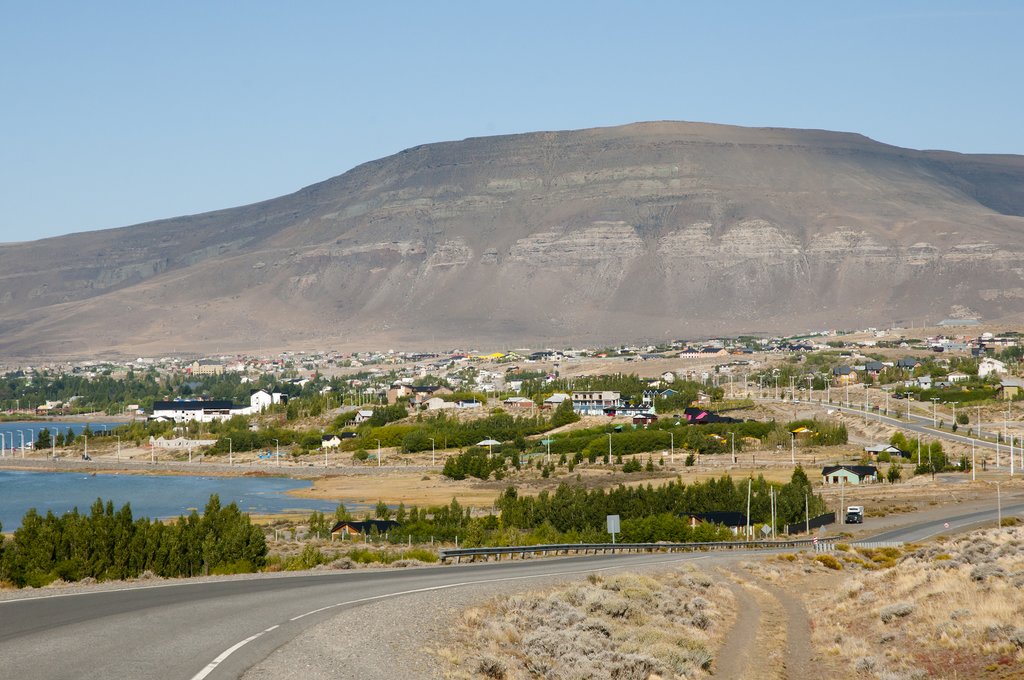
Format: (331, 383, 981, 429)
(1, 121, 1023, 358)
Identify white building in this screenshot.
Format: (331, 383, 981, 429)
(571, 391, 622, 415)
(543, 393, 571, 408)
(249, 389, 286, 413)
(979, 358, 1008, 378)
(150, 400, 243, 424)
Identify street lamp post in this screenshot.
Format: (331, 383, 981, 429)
(977, 405, 982, 439)
(669, 431, 674, 464)
(931, 397, 939, 427)
(376, 439, 382, 468)
(790, 431, 795, 465)
(273, 438, 280, 467)
(731, 431, 736, 464)
(429, 437, 436, 466)
(995, 482, 1002, 528)
(226, 437, 232, 466)
(607, 433, 613, 462)
(115, 435, 121, 461)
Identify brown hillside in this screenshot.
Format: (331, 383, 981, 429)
(1, 121, 1023, 357)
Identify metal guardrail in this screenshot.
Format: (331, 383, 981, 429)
(438, 538, 836, 563)
(849, 541, 904, 549)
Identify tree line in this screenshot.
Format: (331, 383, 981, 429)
(323, 469, 826, 548)
(0, 495, 267, 588)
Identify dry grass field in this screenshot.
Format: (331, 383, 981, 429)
(435, 567, 735, 680)
(434, 526, 1024, 680)
(807, 528, 1024, 679)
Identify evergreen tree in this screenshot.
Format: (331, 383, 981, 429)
(550, 399, 580, 428)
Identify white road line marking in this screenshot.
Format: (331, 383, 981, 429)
(190, 631, 267, 680)
(198, 553, 708, 678)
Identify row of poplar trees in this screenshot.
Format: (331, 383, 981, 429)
(0, 495, 267, 588)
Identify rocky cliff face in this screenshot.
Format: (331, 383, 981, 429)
(2, 121, 1023, 357)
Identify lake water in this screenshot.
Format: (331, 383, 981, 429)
(0, 420, 124, 454)
(0, 470, 343, 530)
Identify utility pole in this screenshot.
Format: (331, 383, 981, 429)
(839, 479, 846, 524)
(996, 482, 1002, 529)
(746, 479, 752, 540)
(805, 493, 810, 534)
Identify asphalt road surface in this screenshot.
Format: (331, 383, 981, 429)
(3, 500, 1023, 680)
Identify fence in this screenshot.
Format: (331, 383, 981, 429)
(438, 537, 834, 563)
(785, 511, 836, 535)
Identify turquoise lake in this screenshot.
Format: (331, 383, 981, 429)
(0, 469, 342, 529)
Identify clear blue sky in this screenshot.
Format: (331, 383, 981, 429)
(2, 1, 1021, 242)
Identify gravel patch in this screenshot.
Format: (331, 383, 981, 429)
(240, 577, 569, 680)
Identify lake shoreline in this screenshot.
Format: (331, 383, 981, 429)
(0, 466, 354, 531)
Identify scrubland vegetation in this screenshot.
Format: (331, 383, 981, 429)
(437, 568, 734, 680)
(812, 529, 1024, 679)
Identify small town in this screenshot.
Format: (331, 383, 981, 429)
(4, 4, 1024, 678)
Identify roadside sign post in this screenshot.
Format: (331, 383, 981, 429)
(607, 514, 620, 545)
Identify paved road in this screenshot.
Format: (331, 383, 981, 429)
(0, 552, 720, 680)
(3, 499, 1022, 680)
(764, 396, 1019, 456)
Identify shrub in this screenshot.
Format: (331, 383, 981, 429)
(477, 656, 507, 679)
(402, 548, 439, 563)
(880, 602, 916, 622)
(970, 563, 1007, 581)
(815, 554, 843, 570)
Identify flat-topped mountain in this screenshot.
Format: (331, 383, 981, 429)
(2, 121, 1023, 357)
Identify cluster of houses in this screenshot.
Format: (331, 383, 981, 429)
(828, 356, 1022, 399)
